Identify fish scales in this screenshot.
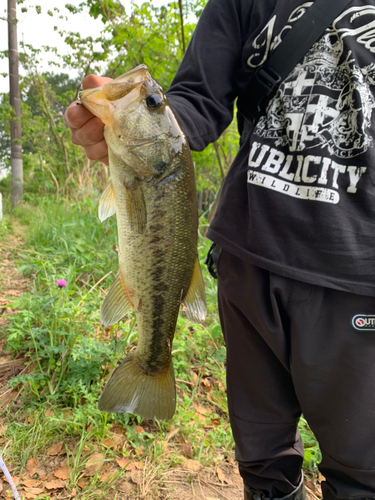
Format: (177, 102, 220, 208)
(115, 150, 197, 371)
(80, 65, 206, 420)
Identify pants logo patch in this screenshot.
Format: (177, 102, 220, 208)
(351, 314, 375, 331)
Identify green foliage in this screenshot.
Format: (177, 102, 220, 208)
(2, 59, 111, 200)
(21, 195, 116, 273)
(3, 197, 117, 402)
(0, 0, 239, 209)
(85, 0, 126, 22)
(0, 216, 12, 239)
(0, 95, 14, 163)
(100, 1, 194, 85)
(299, 417, 322, 471)
(1, 1, 114, 200)
(1, 197, 235, 464)
(1, 196, 320, 474)
(23, 72, 81, 117)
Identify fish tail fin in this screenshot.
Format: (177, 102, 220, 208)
(98, 353, 176, 420)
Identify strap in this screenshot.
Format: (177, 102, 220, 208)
(238, 0, 353, 127)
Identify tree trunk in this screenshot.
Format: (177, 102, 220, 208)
(8, 0, 23, 207)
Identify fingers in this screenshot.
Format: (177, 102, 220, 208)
(84, 139, 109, 166)
(64, 101, 96, 130)
(65, 105, 108, 164)
(70, 116, 105, 147)
(64, 74, 113, 165)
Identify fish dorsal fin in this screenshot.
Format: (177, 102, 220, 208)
(98, 181, 116, 222)
(182, 257, 207, 323)
(100, 273, 132, 326)
(125, 186, 147, 234)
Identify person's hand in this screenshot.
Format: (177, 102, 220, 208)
(64, 75, 112, 165)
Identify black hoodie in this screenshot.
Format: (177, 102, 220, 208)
(167, 0, 375, 296)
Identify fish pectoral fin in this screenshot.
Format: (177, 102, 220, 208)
(182, 257, 207, 323)
(100, 273, 132, 326)
(98, 353, 176, 420)
(98, 181, 116, 222)
(125, 186, 147, 233)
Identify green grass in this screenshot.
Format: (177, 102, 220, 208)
(0, 194, 321, 498)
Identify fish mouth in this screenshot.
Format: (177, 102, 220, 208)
(102, 65, 151, 101)
(80, 65, 152, 124)
(80, 65, 150, 101)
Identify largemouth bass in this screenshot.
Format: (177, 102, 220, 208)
(80, 65, 206, 420)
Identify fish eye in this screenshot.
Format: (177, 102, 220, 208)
(146, 93, 163, 109)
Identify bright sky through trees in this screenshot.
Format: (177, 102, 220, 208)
(0, 0, 164, 94)
(0, 0, 103, 93)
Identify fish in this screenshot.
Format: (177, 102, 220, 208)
(79, 65, 207, 420)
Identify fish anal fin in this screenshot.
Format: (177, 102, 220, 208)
(125, 186, 147, 234)
(98, 353, 176, 420)
(100, 273, 132, 326)
(98, 181, 116, 222)
(182, 257, 207, 323)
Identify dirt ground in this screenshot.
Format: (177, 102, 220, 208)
(158, 465, 322, 500)
(0, 228, 29, 401)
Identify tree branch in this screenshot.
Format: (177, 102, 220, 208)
(178, 0, 186, 54)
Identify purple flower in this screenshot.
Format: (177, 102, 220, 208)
(51, 269, 56, 274)
(31, 274, 36, 278)
(57, 279, 67, 288)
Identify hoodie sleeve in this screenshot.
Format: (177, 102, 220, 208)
(166, 0, 245, 151)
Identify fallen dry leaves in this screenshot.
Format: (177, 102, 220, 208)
(116, 457, 131, 469)
(125, 461, 143, 471)
(44, 479, 66, 490)
(21, 480, 41, 488)
(23, 486, 44, 499)
(211, 418, 221, 428)
(217, 467, 232, 485)
(53, 465, 68, 480)
(180, 443, 193, 459)
(129, 470, 142, 485)
(77, 478, 88, 489)
(194, 405, 212, 416)
(183, 459, 201, 472)
(201, 377, 213, 391)
(99, 471, 117, 483)
(48, 442, 64, 456)
(84, 453, 105, 476)
(165, 427, 180, 442)
(118, 481, 135, 493)
(102, 433, 125, 449)
(109, 424, 126, 435)
(25, 458, 48, 480)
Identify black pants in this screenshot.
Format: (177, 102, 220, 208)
(217, 249, 375, 500)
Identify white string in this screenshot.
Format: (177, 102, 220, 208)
(0, 455, 20, 500)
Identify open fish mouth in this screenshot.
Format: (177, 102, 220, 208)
(79, 65, 163, 127)
(79, 86, 142, 126)
(80, 65, 150, 101)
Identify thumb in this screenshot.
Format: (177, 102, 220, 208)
(82, 74, 113, 90)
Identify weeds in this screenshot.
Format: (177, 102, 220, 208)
(0, 195, 321, 499)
